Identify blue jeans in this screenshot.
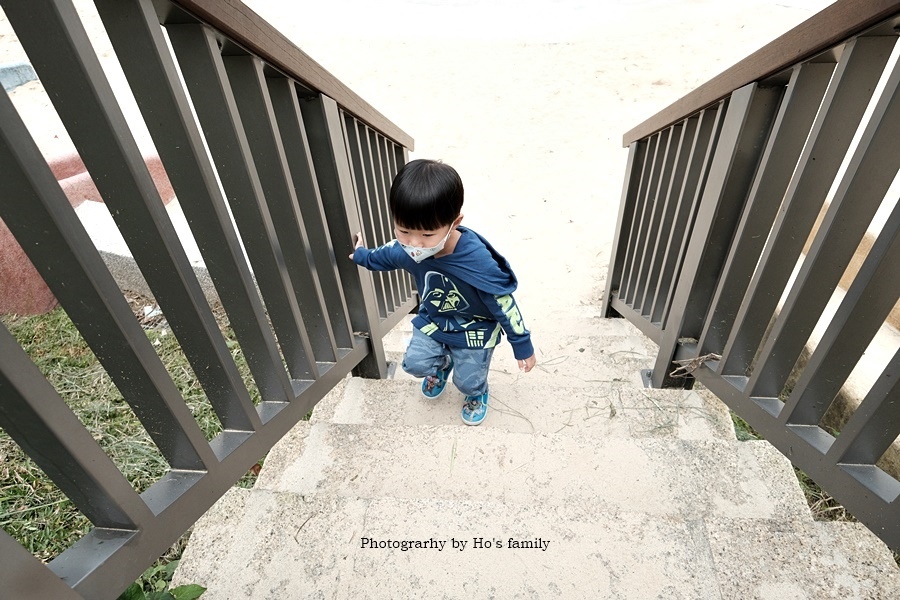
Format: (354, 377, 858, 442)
(402, 328, 494, 397)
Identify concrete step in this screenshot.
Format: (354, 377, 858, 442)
(176, 312, 900, 598)
(255, 420, 810, 522)
(173, 489, 900, 599)
(382, 312, 662, 378)
(384, 326, 668, 394)
(313, 376, 735, 440)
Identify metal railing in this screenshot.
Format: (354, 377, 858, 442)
(605, 0, 900, 551)
(0, 0, 416, 597)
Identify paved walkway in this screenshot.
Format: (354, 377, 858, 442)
(240, 0, 838, 319)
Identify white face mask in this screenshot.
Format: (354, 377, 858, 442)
(399, 227, 454, 263)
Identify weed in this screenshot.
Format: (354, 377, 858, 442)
(117, 555, 205, 600)
(793, 468, 856, 522)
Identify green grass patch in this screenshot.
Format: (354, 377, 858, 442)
(1, 296, 263, 567)
(730, 411, 762, 442)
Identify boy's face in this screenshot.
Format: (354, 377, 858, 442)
(394, 216, 462, 248)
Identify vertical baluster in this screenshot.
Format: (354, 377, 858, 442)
(268, 78, 355, 355)
(166, 23, 327, 378)
(651, 82, 781, 388)
(603, 140, 647, 317)
(828, 349, 900, 468)
(387, 143, 415, 305)
(747, 46, 900, 399)
(12, 0, 269, 429)
(636, 124, 681, 316)
(720, 36, 896, 378)
(653, 106, 723, 329)
(0, 325, 153, 529)
(388, 143, 414, 303)
(91, 0, 295, 410)
(268, 76, 345, 365)
(699, 62, 834, 358)
(363, 125, 398, 314)
(618, 135, 657, 305)
(782, 198, 900, 427)
(300, 94, 388, 378)
(223, 55, 321, 380)
(381, 138, 404, 303)
(0, 89, 214, 471)
(623, 132, 666, 306)
(368, 129, 400, 315)
(343, 115, 389, 319)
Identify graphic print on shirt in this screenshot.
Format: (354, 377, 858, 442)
(423, 271, 470, 315)
(421, 272, 503, 348)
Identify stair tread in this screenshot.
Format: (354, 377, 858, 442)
(173, 490, 900, 599)
(312, 376, 736, 440)
(257, 420, 810, 521)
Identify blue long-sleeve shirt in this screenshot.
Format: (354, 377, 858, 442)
(353, 227, 533, 360)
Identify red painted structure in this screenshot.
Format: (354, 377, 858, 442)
(0, 153, 174, 314)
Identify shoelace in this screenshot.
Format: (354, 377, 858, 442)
(466, 398, 482, 411)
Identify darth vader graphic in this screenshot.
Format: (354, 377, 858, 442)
(423, 271, 470, 314)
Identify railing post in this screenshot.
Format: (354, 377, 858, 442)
(650, 82, 781, 388)
(300, 93, 389, 378)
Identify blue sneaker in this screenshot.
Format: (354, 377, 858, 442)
(422, 356, 453, 399)
(461, 392, 488, 426)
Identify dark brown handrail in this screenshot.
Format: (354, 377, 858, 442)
(624, 0, 900, 146)
(170, 0, 415, 150)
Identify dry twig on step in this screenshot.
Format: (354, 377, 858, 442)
(669, 353, 722, 378)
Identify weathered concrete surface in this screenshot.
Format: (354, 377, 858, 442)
(0, 60, 35, 92)
(705, 518, 900, 599)
(256, 421, 809, 521)
(312, 374, 735, 440)
(175, 489, 899, 599)
(174, 490, 727, 599)
(176, 355, 899, 597)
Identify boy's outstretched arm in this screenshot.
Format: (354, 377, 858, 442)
(349, 233, 403, 272)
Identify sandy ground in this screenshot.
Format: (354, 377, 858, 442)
(240, 0, 836, 318)
(1, 0, 836, 327)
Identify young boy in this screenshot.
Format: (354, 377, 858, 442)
(349, 159, 535, 426)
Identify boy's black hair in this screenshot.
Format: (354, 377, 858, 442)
(389, 159, 464, 230)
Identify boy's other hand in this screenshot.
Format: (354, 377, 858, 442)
(518, 354, 536, 373)
(348, 232, 364, 259)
